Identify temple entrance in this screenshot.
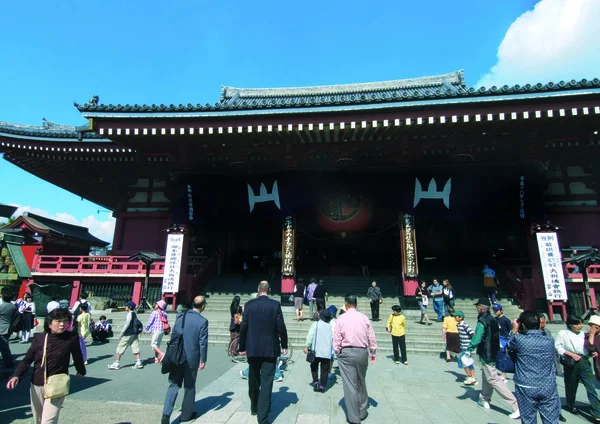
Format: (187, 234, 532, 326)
(189, 221, 282, 276)
(415, 217, 530, 292)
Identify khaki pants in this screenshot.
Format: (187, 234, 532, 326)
(116, 335, 140, 356)
(481, 363, 519, 411)
(30, 384, 65, 424)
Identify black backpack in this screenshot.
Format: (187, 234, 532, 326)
(132, 312, 143, 335)
(161, 312, 187, 374)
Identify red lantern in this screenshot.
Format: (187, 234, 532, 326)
(317, 191, 372, 233)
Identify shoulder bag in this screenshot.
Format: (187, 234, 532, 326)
(42, 334, 70, 399)
(559, 332, 578, 369)
(306, 322, 318, 363)
(161, 311, 188, 374)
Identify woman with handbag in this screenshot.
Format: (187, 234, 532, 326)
(6, 308, 86, 424)
(304, 309, 334, 393)
(555, 315, 600, 419)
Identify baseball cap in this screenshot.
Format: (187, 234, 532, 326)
(124, 301, 136, 309)
(156, 300, 167, 311)
(492, 303, 503, 311)
(474, 297, 491, 306)
(452, 310, 464, 317)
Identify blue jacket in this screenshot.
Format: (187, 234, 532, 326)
(238, 295, 288, 358)
(171, 310, 209, 369)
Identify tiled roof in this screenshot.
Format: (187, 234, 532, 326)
(75, 71, 600, 114)
(1, 213, 109, 246)
(0, 118, 102, 139)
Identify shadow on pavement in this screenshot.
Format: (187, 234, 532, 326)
(270, 386, 299, 422)
(195, 390, 234, 414)
(0, 376, 110, 423)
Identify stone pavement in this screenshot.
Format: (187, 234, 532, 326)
(1, 338, 599, 423)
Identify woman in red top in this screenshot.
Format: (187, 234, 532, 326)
(7, 308, 86, 424)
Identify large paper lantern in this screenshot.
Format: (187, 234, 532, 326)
(317, 191, 372, 233)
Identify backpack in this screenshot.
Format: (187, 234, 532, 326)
(132, 312, 143, 335)
(160, 312, 171, 335)
(161, 312, 188, 374)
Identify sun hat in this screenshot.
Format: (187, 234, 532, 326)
(589, 315, 600, 326)
(452, 310, 465, 318)
(156, 300, 167, 311)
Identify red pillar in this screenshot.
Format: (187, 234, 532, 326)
(70, 281, 81, 307)
(132, 281, 143, 305)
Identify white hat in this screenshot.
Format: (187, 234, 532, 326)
(589, 315, 600, 326)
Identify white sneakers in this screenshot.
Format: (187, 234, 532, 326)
(477, 395, 520, 419)
(478, 396, 491, 409)
(509, 410, 521, 419)
(108, 362, 120, 370)
(464, 377, 478, 385)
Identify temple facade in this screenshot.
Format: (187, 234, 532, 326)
(1, 70, 599, 318)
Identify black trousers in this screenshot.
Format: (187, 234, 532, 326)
(563, 358, 600, 418)
(310, 357, 331, 388)
(248, 357, 277, 424)
(392, 335, 407, 362)
(370, 301, 380, 320)
(0, 334, 13, 367)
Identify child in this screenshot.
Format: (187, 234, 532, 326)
(76, 303, 92, 365)
(93, 315, 113, 343)
(455, 311, 477, 385)
(145, 300, 169, 363)
(386, 305, 407, 365)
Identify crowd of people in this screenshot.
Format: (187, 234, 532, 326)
(6, 278, 600, 424)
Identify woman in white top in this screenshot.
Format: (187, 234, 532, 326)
(555, 315, 600, 418)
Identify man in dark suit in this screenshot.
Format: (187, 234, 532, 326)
(161, 296, 209, 424)
(239, 281, 288, 424)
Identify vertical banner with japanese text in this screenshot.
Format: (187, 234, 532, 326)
(162, 233, 185, 293)
(401, 214, 419, 278)
(281, 216, 296, 276)
(536, 232, 568, 301)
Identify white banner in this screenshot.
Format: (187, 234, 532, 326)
(162, 233, 184, 293)
(536, 232, 568, 301)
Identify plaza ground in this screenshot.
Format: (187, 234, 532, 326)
(1, 327, 598, 424)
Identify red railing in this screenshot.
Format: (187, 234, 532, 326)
(565, 264, 600, 280)
(32, 255, 165, 275)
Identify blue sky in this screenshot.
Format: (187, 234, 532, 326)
(1, 0, 598, 243)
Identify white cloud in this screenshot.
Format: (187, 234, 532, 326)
(10, 205, 115, 245)
(477, 0, 600, 88)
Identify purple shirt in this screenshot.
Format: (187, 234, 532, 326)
(146, 310, 167, 333)
(307, 283, 318, 301)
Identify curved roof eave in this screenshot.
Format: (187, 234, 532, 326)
(80, 87, 600, 120)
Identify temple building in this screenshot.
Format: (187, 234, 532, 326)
(1, 70, 599, 319)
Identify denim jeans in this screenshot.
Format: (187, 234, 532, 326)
(433, 300, 444, 320)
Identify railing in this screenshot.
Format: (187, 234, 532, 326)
(491, 258, 527, 309)
(565, 264, 600, 280)
(32, 255, 165, 275)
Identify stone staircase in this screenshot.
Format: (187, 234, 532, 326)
(82, 274, 522, 357)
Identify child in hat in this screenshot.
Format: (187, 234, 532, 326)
(146, 300, 169, 363)
(386, 305, 407, 364)
(455, 311, 477, 385)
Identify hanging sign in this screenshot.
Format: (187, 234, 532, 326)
(281, 216, 295, 276)
(401, 214, 418, 278)
(162, 233, 185, 293)
(536, 232, 568, 301)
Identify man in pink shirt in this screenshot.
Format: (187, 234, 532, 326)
(333, 295, 377, 424)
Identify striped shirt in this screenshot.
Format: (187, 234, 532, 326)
(458, 321, 475, 350)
